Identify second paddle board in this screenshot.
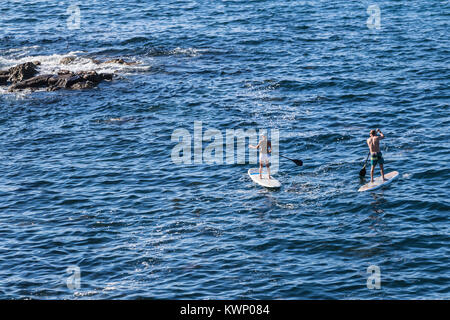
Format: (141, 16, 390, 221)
(248, 168, 281, 188)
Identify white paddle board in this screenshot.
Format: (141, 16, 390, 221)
(248, 168, 281, 188)
(358, 171, 399, 192)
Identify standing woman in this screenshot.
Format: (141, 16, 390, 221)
(250, 135, 272, 180)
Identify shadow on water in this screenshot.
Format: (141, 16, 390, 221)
(369, 192, 387, 216)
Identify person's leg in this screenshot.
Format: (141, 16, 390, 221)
(380, 164, 386, 181)
(259, 161, 263, 179)
(370, 154, 377, 183)
(266, 161, 271, 180)
(379, 153, 386, 181)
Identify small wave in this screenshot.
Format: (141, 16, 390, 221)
(0, 45, 41, 57)
(146, 47, 205, 57)
(120, 36, 151, 45)
(73, 290, 99, 297)
(2, 53, 149, 75)
(413, 168, 449, 180)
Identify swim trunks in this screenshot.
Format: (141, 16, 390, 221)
(370, 152, 384, 166)
(260, 153, 270, 163)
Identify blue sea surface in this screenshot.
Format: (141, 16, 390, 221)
(0, 0, 449, 299)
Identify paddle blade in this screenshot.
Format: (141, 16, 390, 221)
(293, 159, 303, 166)
(359, 166, 366, 177)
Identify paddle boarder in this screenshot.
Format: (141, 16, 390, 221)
(250, 135, 272, 180)
(367, 128, 386, 183)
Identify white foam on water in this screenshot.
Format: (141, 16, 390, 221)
(0, 45, 41, 57)
(170, 47, 205, 57)
(0, 52, 150, 75)
(73, 290, 98, 297)
(0, 86, 35, 96)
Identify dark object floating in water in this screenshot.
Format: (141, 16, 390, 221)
(102, 58, 138, 66)
(0, 61, 117, 92)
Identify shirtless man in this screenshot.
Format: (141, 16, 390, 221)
(250, 135, 272, 180)
(367, 128, 386, 183)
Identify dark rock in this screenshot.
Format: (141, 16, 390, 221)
(53, 74, 83, 88)
(8, 74, 53, 91)
(70, 80, 95, 90)
(8, 62, 39, 83)
(67, 75, 83, 87)
(47, 75, 60, 86)
(58, 70, 73, 76)
(79, 70, 102, 83)
(0, 75, 8, 85)
(100, 73, 114, 81)
(60, 56, 76, 65)
(77, 71, 114, 83)
(104, 58, 137, 65)
(104, 58, 125, 64)
(46, 85, 61, 92)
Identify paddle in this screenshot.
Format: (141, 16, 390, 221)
(359, 152, 370, 177)
(280, 154, 303, 167)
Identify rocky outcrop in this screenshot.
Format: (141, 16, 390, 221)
(1, 61, 115, 92)
(70, 81, 95, 90)
(7, 62, 39, 82)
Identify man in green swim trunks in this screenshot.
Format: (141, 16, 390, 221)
(367, 128, 386, 183)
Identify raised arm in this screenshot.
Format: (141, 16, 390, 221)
(377, 128, 384, 139)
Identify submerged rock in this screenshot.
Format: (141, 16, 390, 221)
(104, 58, 138, 66)
(70, 80, 95, 90)
(60, 56, 76, 65)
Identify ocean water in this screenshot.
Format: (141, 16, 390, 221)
(0, 0, 448, 299)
